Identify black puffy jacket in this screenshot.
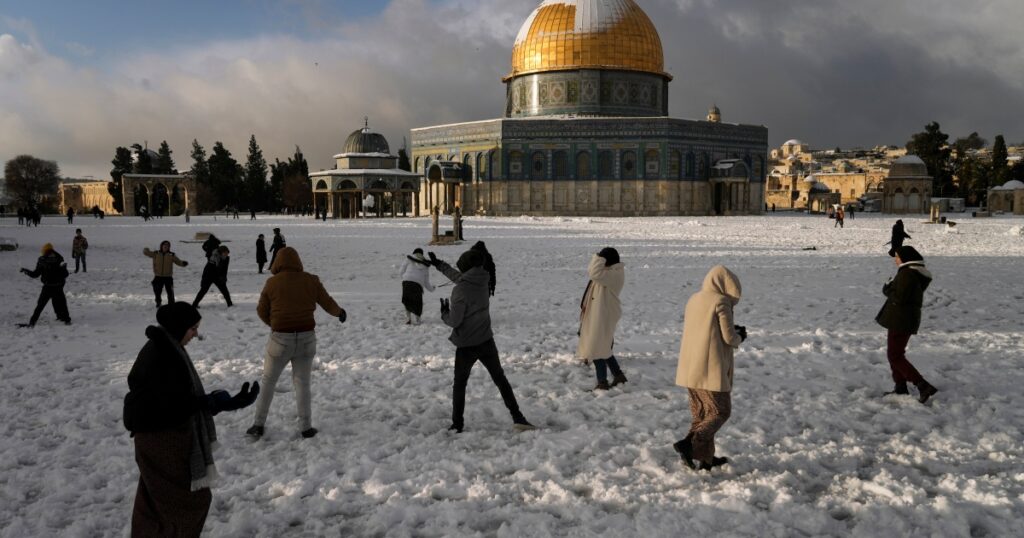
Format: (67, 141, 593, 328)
(123, 326, 203, 433)
(26, 252, 68, 287)
(876, 262, 933, 334)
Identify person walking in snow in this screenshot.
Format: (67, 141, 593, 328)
(673, 265, 746, 471)
(19, 243, 72, 327)
(578, 248, 628, 391)
(144, 241, 189, 307)
(399, 248, 434, 325)
(66, 206, 75, 224)
(201, 234, 221, 261)
(247, 247, 346, 440)
(887, 219, 911, 257)
(469, 241, 497, 296)
(71, 228, 89, 273)
(875, 246, 938, 403)
(834, 206, 845, 228)
(256, 234, 268, 274)
(192, 246, 233, 308)
(269, 228, 286, 267)
(428, 249, 534, 433)
(123, 302, 259, 537)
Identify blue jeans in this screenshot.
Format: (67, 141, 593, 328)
(593, 356, 623, 383)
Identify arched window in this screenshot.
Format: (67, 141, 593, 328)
(414, 157, 421, 173)
(685, 152, 696, 178)
(476, 154, 485, 182)
(531, 151, 546, 180)
(488, 151, 496, 181)
(622, 151, 637, 180)
(645, 149, 660, 179)
(508, 151, 524, 179)
(553, 151, 568, 180)
(315, 179, 329, 190)
(598, 151, 614, 179)
(668, 150, 682, 179)
(576, 151, 591, 180)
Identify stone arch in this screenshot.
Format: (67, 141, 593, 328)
(908, 187, 921, 212)
(621, 151, 637, 180)
(150, 183, 169, 217)
(598, 151, 614, 179)
(476, 153, 485, 182)
(553, 150, 568, 180)
(893, 187, 906, 211)
(487, 151, 497, 181)
(315, 179, 329, 191)
(414, 157, 422, 174)
(133, 184, 150, 214)
(576, 151, 592, 180)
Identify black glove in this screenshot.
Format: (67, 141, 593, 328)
(735, 325, 747, 342)
(440, 298, 450, 316)
(20, 268, 29, 275)
(428, 252, 440, 267)
(182, 261, 189, 267)
(338, 309, 347, 323)
(489, 287, 495, 297)
(207, 382, 260, 414)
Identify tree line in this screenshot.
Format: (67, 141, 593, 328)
(107, 136, 312, 214)
(906, 122, 1024, 205)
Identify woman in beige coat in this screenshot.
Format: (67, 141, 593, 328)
(577, 248, 627, 391)
(673, 265, 746, 471)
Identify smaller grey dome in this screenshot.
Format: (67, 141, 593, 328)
(890, 154, 929, 178)
(810, 182, 831, 193)
(1000, 179, 1024, 191)
(342, 128, 390, 155)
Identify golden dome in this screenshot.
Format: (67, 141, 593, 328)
(507, 0, 668, 80)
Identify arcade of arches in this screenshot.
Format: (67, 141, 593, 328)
(122, 174, 197, 217)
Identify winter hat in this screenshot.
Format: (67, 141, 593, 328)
(456, 250, 485, 273)
(41, 243, 54, 255)
(156, 302, 202, 342)
(598, 247, 620, 267)
(897, 246, 924, 263)
(471, 241, 489, 253)
(273, 228, 281, 233)
(413, 248, 424, 255)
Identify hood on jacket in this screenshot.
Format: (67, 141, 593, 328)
(702, 265, 742, 305)
(271, 246, 303, 274)
(457, 250, 485, 273)
(899, 261, 933, 288)
(470, 241, 489, 254)
(459, 266, 490, 286)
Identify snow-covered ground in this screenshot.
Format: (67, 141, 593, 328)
(1, 213, 1023, 537)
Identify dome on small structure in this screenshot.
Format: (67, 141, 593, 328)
(803, 174, 818, 183)
(889, 154, 929, 178)
(342, 127, 390, 155)
(1000, 179, 1024, 191)
(784, 139, 805, 146)
(810, 181, 831, 193)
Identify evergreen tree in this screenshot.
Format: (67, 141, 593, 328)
(155, 140, 175, 174)
(108, 146, 134, 213)
(207, 142, 241, 209)
(131, 143, 153, 174)
(189, 140, 212, 213)
(4, 155, 61, 207)
(992, 135, 1008, 185)
(906, 122, 953, 195)
(243, 134, 268, 211)
(282, 147, 311, 210)
(1008, 159, 1024, 183)
(398, 148, 412, 172)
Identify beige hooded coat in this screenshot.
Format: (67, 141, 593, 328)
(675, 266, 743, 392)
(577, 254, 624, 361)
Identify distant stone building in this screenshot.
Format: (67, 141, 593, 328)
(59, 179, 118, 215)
(411, 0, 768, 217)
(122, 174, 196, 217)
(882, 155, 931, 214)
(309, 124, 421, 218)
(987, 180, 1024, 214)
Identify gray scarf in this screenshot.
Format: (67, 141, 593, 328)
(160, 326, 219, 491)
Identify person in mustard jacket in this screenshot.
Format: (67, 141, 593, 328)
(144, 240, 189, 307)
(577, 248, 627, 390)
(673, 265, 746, 471)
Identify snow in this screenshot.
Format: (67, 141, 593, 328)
(2, 213, 1023, 537)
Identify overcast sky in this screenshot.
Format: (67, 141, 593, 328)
(2, 0, 1023, 178)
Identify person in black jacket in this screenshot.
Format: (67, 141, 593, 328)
(875, 246, 938, 403)
(201, 234, 221, 261)
(124, 302, 259, 537)
(887, 220, 911, 257)
(256, 234, 267, 274)
(269, 228, 286, 267)
(20, 243, 71, 327)
(192, 246, 232, 308)
(469, 241, 496, 296)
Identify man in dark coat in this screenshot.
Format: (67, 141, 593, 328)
(429, 249, 533, 433)
(192, 246, 232, 308)
(20, 243, 71, 327)
(269, 228, 286, 266)
(124, 302, 258, 537)
(875, 246, 938, 403)
(887, 220, 911, 257)
(256, 234, 268, 274)
(201, 234, 221, 261)
(469, 241, 496, 296)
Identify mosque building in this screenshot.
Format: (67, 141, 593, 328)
(410, 0, 769, 217)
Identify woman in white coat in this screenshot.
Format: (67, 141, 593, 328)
(400, 248, 434, 325)
(578, 248, 627, 390)
(673, 265, 746, 471)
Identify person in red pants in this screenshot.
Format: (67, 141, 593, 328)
(875, 246, 938, 403)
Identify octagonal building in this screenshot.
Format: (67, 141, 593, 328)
(411, 0, 768, 217)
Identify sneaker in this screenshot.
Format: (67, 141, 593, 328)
(593, 381, 610, 391)
(699, 457, 729, 471)
(301, 427, 318, 438)
(245, 425, 264, 439)
(916, 382, 938, 404)
(672, 437, 696, 469)
(513, 420, 537, 432)
(610, 373, 628, 387)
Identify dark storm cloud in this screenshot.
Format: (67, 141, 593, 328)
(1, 0, 1021, 177)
